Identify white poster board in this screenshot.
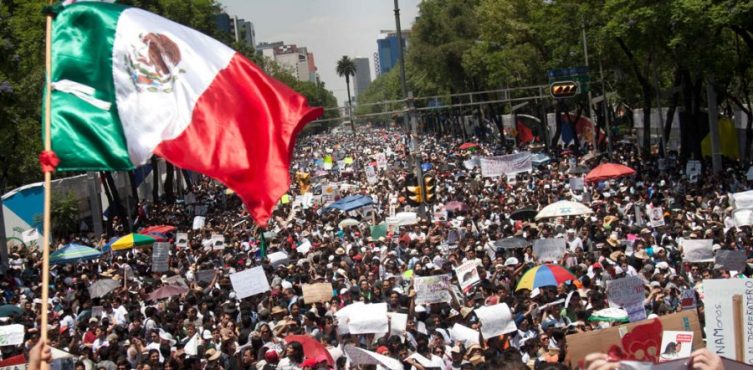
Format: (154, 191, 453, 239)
(343, 345, 403, 370)
(192, 216, 205, 230)
(229, 266, 270, 299)
(647, 206, 665, 227)
(479, 152, 533, 178)
(474, 303, 517, 339)
(682, 239, 714, 263)
(450, 323, 480, 346)
(0, 324, 25, 346)
(348, 303, 388, 334)
(702, 279, 753, 364)
(151, 242, 170, 273)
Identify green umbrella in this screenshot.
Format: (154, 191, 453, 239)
(0, 304, 23, 317)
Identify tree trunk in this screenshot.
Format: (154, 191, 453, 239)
(617, 37, 653, 158)
(663, 69, 682, 143)
(346, 75, 356, 135)
(150, 156, 159, 204)
(164, 162, 175, 203)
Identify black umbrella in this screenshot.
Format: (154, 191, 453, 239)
(569, 165, 589, 174)
(510, 208, 537, 221)
(495, 237, 530, 250)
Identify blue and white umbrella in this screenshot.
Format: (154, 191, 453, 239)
(50, 243, 102, 265)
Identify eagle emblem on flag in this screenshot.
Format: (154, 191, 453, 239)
(125, 33, 185, 93)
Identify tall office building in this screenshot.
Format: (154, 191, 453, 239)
(232, 17, 255, 48)
(272, 44, 317, 83)
(376, 30, 409, 76)
(353, 57, 372, 98)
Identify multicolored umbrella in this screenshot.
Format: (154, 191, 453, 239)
(516, 264, 577, 291)
(589, 307, 629, 323)
(50, 243, 102, 265)
(110, 233, 157, 251)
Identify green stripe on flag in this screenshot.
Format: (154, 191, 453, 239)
(46, 2, 133, 171)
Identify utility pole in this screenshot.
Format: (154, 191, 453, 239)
(87, 172, 103, 236)
(394, 0, 426, 217)
(599, 60, 613, 159)
(707, 76, 722, 173)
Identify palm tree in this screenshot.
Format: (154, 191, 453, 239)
(335, 55, 357, 134)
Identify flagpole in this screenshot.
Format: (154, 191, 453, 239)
(40, 2, 54, 366)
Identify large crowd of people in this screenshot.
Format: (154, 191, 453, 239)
(2, 126, 746, 370)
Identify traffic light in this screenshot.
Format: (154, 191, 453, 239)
(423, 175, 435, 204)
(405, 175, 422, 206)
(550, 81, 579, 98)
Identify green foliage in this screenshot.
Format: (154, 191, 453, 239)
(51, 191, 80, 238)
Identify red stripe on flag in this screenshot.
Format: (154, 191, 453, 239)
(155, 53, 322, 226)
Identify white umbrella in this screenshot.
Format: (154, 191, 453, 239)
(386, 212, 418, 226)
(88, 279, 120, 298)
(338, 218, 360, 228)
(535, 200, 593, 220)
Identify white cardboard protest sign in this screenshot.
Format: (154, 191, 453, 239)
(344, 345, 403, 370)
(733, 209, 753, 227)
(702, 279, 753, 364)
(682, 239, 714, 263)
(454, 261, 480, 292)
(414, 274, 452, 305)
(731, 190, 753, 209)
(195, 269, 215, 284)
(335, 302, 364, 335)
(479, 152, 533, 178)
(267, 251, 289, 268)
(625, 301, 647, 322)
(348, 303, 388, 334)
(450, 323, 480, 346)
(175, 232, 188, 248)
(474, 303, 517, 339)
(0, 324, 25, 346)
(387, 312, 408, 336)
(229, 266, 270, 299)
(606, 276, 646, 308)
(533, 238, 566, 262)
(210, 234, 225, 250)
(376, 153, 388, 170)
(191, 216, 205, 230)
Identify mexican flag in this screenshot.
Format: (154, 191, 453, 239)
(45, 2, 322, 226)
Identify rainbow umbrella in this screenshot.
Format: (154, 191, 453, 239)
(515, 264, 577, 291)
(110, 233, 157, 251)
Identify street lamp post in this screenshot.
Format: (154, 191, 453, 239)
(394, 0, 426, 217)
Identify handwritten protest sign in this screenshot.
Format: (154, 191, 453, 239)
(533, 238, 566, 262)
(164, 275, 188, 289)
(302, 283, 333, 304)
(175, 232, 188, 248)
(414, 274, 452, 305)
(229, 266, 270, 299)
(479, 152, 533, 177)
(702, 279, 753, 364)
(335, 302, 364, 335)
(450, 323, 480, 346)
(682, 239, 714, 263)
(454, 261, 480, 292)
(625, 301, 647, 322)
(0, 324, 24, 346)
(151, 242, 170, 273)
(348, 303, 388, 334)
(606, 276, 646, 308)
(715, 249, 747, 271)
(474, 303, 517, 339)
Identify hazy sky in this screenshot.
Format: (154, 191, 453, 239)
(220, 0, 421, 105)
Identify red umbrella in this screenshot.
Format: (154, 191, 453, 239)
(585, 163, 636, 183)
(458, 142, 478, 150)
(148, 284, 188, 301)
(285, 335, 334, 366)
(140, 225, 176, 234)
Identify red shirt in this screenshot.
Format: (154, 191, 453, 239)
(83, 329, 97, 344)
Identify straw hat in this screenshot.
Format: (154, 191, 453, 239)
(205, 348, 221, 361)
